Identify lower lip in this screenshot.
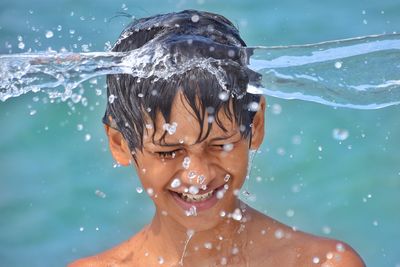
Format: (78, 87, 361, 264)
(170, 185, 223, 213)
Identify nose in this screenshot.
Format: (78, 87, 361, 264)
(180, 153, 216, 189)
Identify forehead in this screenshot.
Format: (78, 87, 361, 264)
(144, 92, 238, 145)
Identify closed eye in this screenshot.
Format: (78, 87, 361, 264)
(211, 143, 234, 152)
(155, 149, 181, 159)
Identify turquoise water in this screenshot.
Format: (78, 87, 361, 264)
(0, 0, 399, 266)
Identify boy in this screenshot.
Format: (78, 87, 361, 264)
(70, 10, 364, 266)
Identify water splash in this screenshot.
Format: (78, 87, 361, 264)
(249, 33, 400, 109)
(178, 229, 194, 266)
(1, 33, 400, 109)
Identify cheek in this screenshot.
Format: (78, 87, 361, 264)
(221, 148, 249, 176)
(135, 157, 177, 190)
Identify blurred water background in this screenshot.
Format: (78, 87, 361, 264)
(0, 0, 399, 266)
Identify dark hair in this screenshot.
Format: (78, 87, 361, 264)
(104, 10, 261, 152)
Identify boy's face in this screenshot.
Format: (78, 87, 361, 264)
(106, 92, 265, 231)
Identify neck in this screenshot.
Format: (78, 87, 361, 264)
(144, 199, 251, 266)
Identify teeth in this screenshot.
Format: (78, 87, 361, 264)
(180, 190, 214, 202)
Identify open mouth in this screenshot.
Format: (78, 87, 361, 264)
(180, 190, 214, 202)
(169, 184, 226, 212)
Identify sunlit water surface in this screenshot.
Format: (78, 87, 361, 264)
(0, 1, 399, 267)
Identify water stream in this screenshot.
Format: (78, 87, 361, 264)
(1, 33, 399, 109)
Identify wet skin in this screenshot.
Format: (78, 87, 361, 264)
(69, 93, 365, 267)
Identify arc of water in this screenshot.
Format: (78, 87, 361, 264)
(1, 33, 399, 109)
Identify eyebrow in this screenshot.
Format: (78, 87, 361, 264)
(148, 132, 239, 147)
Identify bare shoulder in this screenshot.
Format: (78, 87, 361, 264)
(67, 243, 131, 267)
(318, 239, 365, 267)
(68, 229, 147, 267)
(68, 255, 103, 267)
(245, 206, 365, 266)
(290, 230, 365, 267)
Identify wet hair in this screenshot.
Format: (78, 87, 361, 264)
(104, 9, 261, 152)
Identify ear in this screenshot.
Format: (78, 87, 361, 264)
(250, 96, 266, 150)
(104, 124, 132, 166)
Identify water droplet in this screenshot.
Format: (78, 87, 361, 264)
(163, 122, 178, 135)
(191, 14, 200, 23)
(79, 227, 84, 232)
(373, 220, 378, 226)
(232, 208, 242, 221)
(182, 157, 191, 169)
(57, 25, 62, 31)
(71, 94, 82, 103)
(326, 252, 334, 260)
(286, 209, 295, 217)
(332, 128, 349, 141)
(218, 91, 229, 101)
(69, 29, 76, 35)
(197, 175, 206, 184)
(271, 103, 282, 114)
(277, 147, 286, 156)
(95, 190, 106, 198)
(77, 124, 83, 131)
(170, 178, 181, 188)
(223, 143, 233, 152)
(136, 187, 143, 193)
(312, 257, 320, 264)
(336, 243, 345, 252)
(261, 229, 266, 235)
(220, 257, 227, 265)
(158, 256, 164, 264)
(224, 174, 231, 182)
(248, 101, 259, 112)
(216, 190, 225, 199)
(95, 227, 99, 231)
(228, 49, 235, 58)
(45, 31, 54, 38)
(274, 229, 284, 239)
(204, 242, 212, 249)
(108, 94, 116, 103)
(29, 110, 37, 116)
(18, 42, 25, 49)
(81, 44, 90, 52)
(322, 226, 331, 234)
(185, 205, 197, 216)
(220, 211, 226, 217)
(318, 146, 323, 152)
(292, 135, 302, 145)
(363, 19, 368, 25)
(334, 61, 343, 69)
(84, 134, 91, 142)
(186, 229, 195, 237)
(189, 185, 199, 195)
(146, 188, 154, 196)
